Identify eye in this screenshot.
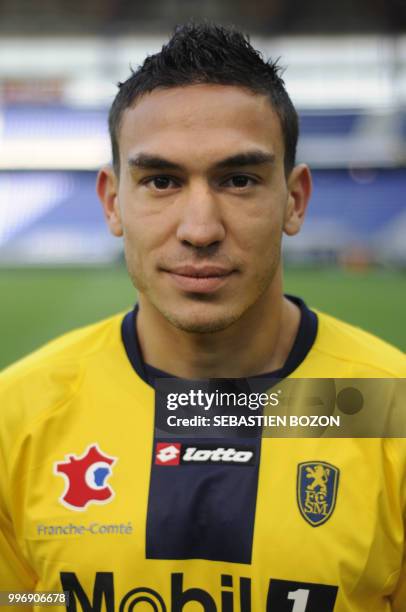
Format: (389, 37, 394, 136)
(144, 176, 179, 190)
(222, 175, 258, 189)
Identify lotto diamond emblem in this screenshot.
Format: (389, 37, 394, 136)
(155, 443, 181, 465)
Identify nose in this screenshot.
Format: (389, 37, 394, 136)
(176, 182, 226, 248)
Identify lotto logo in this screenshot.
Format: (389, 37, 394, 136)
(155, 443, 181, 465)
(154, 443, 255, 466)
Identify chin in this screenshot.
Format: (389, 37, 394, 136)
(161, 303, 242, 334)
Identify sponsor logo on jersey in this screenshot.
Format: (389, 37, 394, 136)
(154, 443, 255, 466)
(155, 443, 181, 465)
(54, 444, 117, 511)
(297, 461, 339, 526)
(60, 572, 338, 612)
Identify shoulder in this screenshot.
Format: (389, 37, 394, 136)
(304, 309, 405, 377)
(0, 312, 126, 431)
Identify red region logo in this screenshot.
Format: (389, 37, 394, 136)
(155, 443, 181, 465)
(54, 444, 117, 511)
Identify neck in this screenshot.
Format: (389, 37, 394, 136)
(136, 281, 301, 379)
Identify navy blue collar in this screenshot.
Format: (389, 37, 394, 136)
(121, 295, 318, 387)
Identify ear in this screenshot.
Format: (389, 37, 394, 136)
(96, 166, 123, 237)
(283, 164, 312, 236)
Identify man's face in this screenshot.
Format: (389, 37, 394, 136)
(100, 84, 309, 333)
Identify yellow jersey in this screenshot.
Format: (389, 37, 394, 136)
(0, 298, 405, 612)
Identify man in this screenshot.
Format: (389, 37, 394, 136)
(0, 22, 405, 612)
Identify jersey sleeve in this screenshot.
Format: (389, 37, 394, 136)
(0, 515, 37, 591)
(391, 563, 406, 611)
(0, 444, 37, 591)
(389, 437, 406, 611)
(0, 373, 37, 592)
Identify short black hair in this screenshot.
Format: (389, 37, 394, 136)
(109, 22, 299, 175)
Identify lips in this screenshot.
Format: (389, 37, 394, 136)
(169, 265, 232, 278)
(163, 264, 234, 293)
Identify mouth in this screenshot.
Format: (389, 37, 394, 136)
(162, 265, 235, 294)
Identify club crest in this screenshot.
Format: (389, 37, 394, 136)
(297, 461, 339, 527)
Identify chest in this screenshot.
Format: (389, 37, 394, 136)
(15, 399, 402, 610)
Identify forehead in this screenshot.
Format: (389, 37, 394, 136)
(118, 84, 284, 165)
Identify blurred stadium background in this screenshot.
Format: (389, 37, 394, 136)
(0, 0, 405, 368)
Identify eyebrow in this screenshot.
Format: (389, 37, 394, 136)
(128, 154, 182, 171)
(128, 150, 275, 172)
(215, 151, 275, 169)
